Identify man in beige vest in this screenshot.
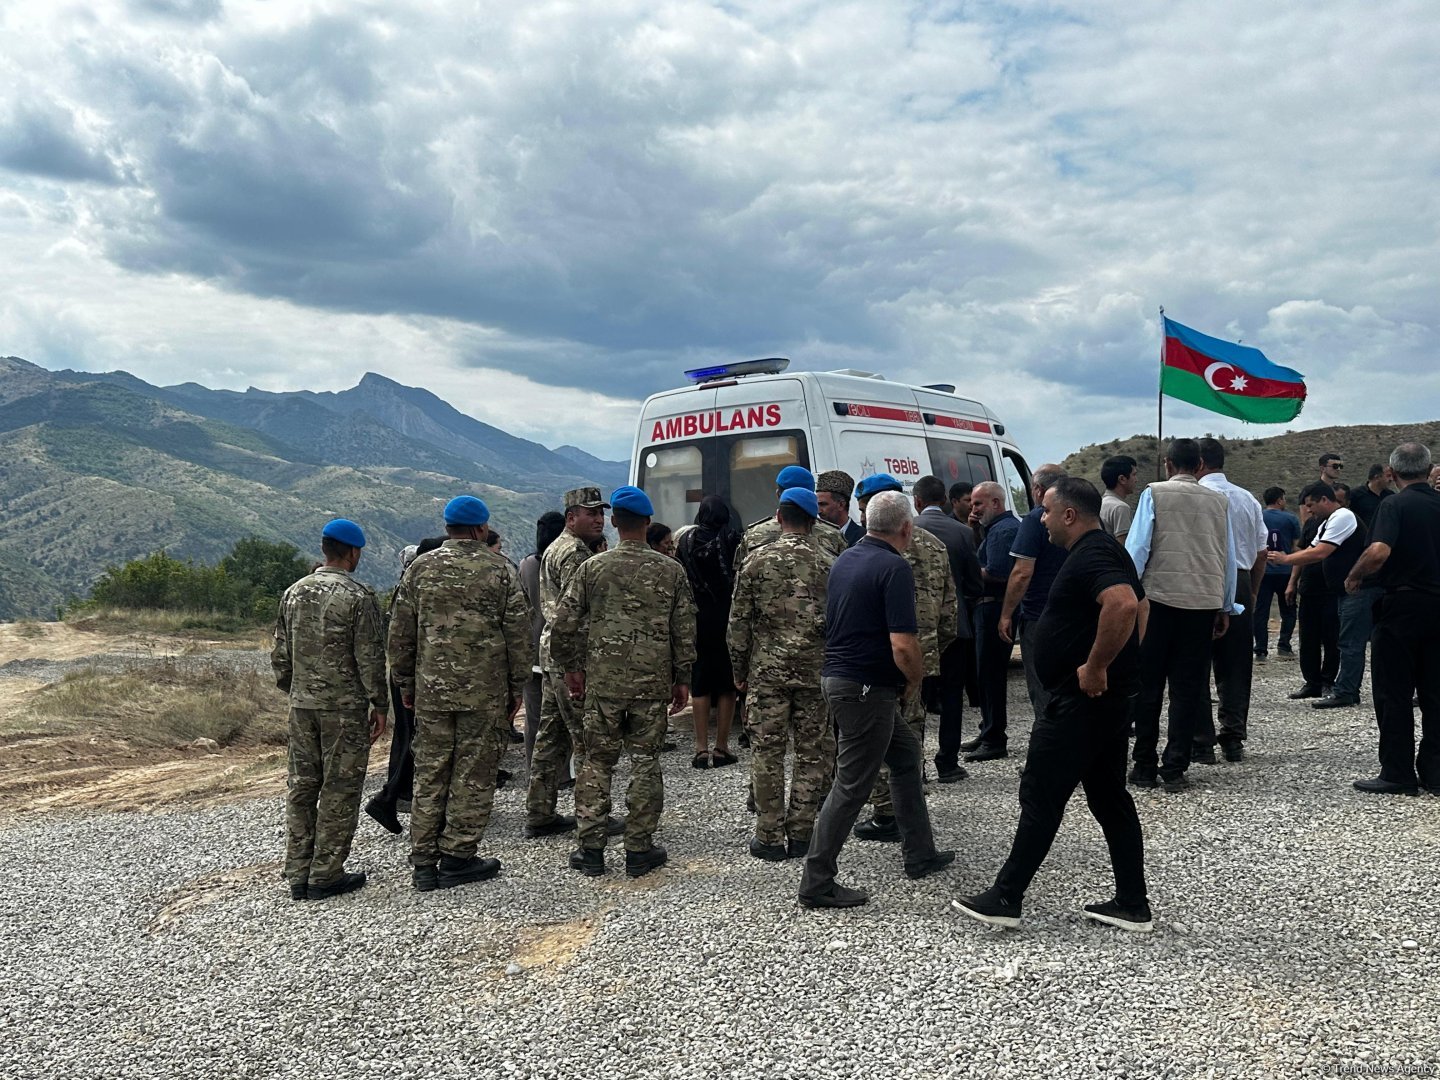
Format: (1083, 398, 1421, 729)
(1124, 438, 1237, 793)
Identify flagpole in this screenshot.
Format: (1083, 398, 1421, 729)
(1156, 305, 1165, 481)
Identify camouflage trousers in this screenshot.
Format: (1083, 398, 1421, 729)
(871, 696, 927, 817)
(285, 707, 370, 888)
(525, 671, 585, 827)
(749, 685, 833, 846)
(410, 707, 507, 868)
(575, 695, 668, 852)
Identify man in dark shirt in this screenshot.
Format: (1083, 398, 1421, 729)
(1289, 511, 1340, 699)
(1347, 464, 1393, 530)
(953, 478, 1150, 933)
(1253, 487, 1300, 660)
(799, 490, 952, 909)
(965, 480, 1022, 761)
(1344, 443, 1440, 795)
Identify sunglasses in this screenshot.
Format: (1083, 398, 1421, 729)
(1327, 463, 1344, 470)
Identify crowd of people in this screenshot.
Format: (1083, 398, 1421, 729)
(271, 438, 1440, 932)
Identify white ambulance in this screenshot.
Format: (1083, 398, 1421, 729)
(629, 358, 1036, 531)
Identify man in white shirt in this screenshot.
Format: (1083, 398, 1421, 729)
(1195, 439, 1268, 762)
(1100, 456, 1137, 543)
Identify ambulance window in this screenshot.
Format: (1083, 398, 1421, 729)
(640, 445, 704, 531)
(729, 435, 803, 526)
(967, 452, 995, 484)
(1002, 450, 1033, 511)
(926, 438, 995, 488)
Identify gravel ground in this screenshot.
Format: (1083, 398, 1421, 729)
(3, 657, 1437, 1080)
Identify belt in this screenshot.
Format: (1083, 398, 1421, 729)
(975, 597, 999, 605)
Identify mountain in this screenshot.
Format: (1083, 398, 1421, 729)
(551, 444, 629, 491)
(1062, 422, 1440, 501)
(0, 356, 628, 619)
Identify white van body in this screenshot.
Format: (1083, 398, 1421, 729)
(629, 362, 1036, 532)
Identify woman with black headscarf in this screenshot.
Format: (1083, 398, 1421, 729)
(676, 495, 741, 768)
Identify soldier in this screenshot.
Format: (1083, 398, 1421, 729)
(734, 466, 849, 569)
(388, 496, 532, 891)
(549, 486, 697, 878)
(272, 518, 388, 901)
(850, 474, 957, 843)
(524, 486, 610, 839)
(728, 487, 833, 861)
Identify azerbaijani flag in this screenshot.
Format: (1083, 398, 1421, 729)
(1161, 317, 1306, 423)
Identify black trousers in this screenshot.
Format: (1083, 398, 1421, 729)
(973, 602, 1015, 749)
(800, 678, 938, 898)
(995, 686, 1147, 907)
(377, 677, 415, 805)
(932, 637, 970, 770)
(1130, 602, 1215, 778)
(1199, 573, 1253, 750)
(1298, 589, 1340, 689)
(1252, 575, 1295, 655)
(1370, 592, 1440, 789)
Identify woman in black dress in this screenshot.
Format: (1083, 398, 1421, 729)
(677, 496, 740, 768)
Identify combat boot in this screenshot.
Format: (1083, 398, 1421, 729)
(412, 865, 439, 892)
(437, 855, 502, 888)
(288, 879, 308, 901)
(569, 847, 605, 876)
(523, 814, 576, 839)
(307, 871, 366, 900)
(625, 844, 669, 878)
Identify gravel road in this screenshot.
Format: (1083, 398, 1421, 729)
(3, 658, 1437, 1080)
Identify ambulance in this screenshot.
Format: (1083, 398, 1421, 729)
(629, 358, 1036, 531)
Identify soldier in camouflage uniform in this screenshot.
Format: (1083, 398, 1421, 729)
(549, 486, 697, 878)
(388, 495, 532, 891)
(850, 474, 958, 842)
(272, 518, 388, 901)
(524, 486, 610, 838)
(734, 465, 849, 570)
(728, 487, 833, 861)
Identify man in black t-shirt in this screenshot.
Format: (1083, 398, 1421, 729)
(1344, 443, 1440, 795)
(1289, 512, 1340, 699)
(953, 478, 1151, 933)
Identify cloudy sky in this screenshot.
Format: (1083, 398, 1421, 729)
(2, 0, 1436, 465)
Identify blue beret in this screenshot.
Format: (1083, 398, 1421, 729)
(610, 485, 654, 516)
(775, 465, 816, 492)
(444, 495, 490, 526)
(321, 518, 366, 548)
(779, 488, 818, 518)
(856, 473, 904, 499)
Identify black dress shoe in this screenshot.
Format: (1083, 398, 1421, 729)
(364, 796, 402, 835)
(748, 838, 788, 862)
(904, 850, 956, 880)
(1161, 773, 1190, 794)
(1222, 743, 1245, 763)
(964, 743, 1008, 762)
(569, 848, 605, 876)
(523, 815, 576, 839)
(288, 880, 308, 901)
(1353, 776, 1420, 796)
(1128, 765, 1158, 788)
(936, 765, 968, 784)
(307, 871, 366, 900)
(1191, 745, 1218, 765)
(625, 844, 669, 878)
(438, 855, 502, 888)
(853, 815, 900, 842)
(959, 737, 982, 753)
(509, 727, 524, 743)
(1288, 683, 1323, 700)
(496, 768, 512, 789)
(798, 883, 869, 909)
(786, 835, 811, 859)
(1313, 694, 1360, 709)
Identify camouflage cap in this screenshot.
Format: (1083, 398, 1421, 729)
(564, 486, 611, 510)
(816, 470, 856, 500)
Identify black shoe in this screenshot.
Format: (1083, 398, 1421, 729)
(1128, 765, 1158, 788)
(412, 865, 439, 892)
(523, 815, 576, 839)
(307, 871, 366, 900)
(496, 768, 512, 789)
(509, 727, 524, 743)
(959, 737, 982, 753)
(438, 855, 502, 888)
(395, 798, 411, 814)
(1288, 683, 1323, 700)
(1277, 645, 1295, 656)
(1161, 773, 1190, 794)
(288, 880, 308, 901)
(748, 838, 788, 862)
(964, 743, 1008, 762)
(936, 764, 968, 784)
(606, 815, 626, 836)
(1083, 899, 1153, 933)
(1313, 694, 1359, 709)
(1353, 776, 1420, 796)
(1192, 745, 1218, 765)
(950, 887, 1021, 929)
(798, 883, 869, 909)
(738, 729, 751, 749)
(904, 850, 956, 880)
(1253, 651, 1268, 661)
(625, 844, 669, 878)
(786, 836, 811, 859)
(1222, 743, 1245, 763)
(662, 739, 678, 751)
(364, 796, 402, 835)
(1322, 683, 1334, 697)
(853, 815, 900, 842)
(558, 775, 576, 790)
(569, 848, 605, 876)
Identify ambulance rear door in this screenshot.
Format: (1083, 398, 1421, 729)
(711, 378, 812, 527)
(633, 386, 716, 532)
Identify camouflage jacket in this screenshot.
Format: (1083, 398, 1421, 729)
(271, 567, 387, 712)
(907, 526, 958, 675)
(549, 539, 698, 698)
(734, 516, 847, 571)
(537, 530, 593, 672)
(728, 532, 830, 689)
(387, 539, 533, 711)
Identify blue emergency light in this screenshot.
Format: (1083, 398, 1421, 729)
(684, 357, 790, 383)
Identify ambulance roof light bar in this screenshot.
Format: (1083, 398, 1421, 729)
(684, 357, 790, 383)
